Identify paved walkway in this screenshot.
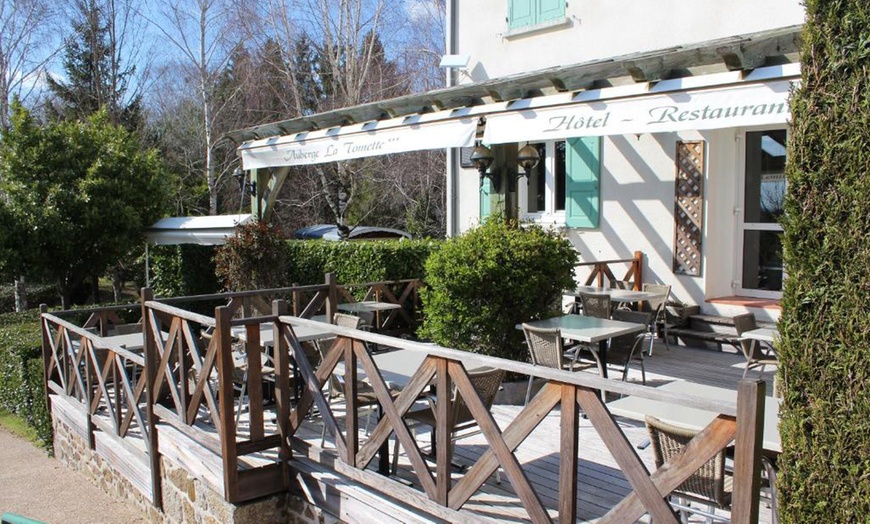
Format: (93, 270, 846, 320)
(0, 427, 147, 524)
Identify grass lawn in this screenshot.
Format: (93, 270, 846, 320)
(0, 409, 41, 445)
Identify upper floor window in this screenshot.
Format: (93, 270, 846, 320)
(508, 0, 565, 30)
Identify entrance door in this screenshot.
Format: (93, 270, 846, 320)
(738, 129, 787, 298)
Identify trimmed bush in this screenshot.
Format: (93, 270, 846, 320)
(778, 3, 870, 521)
(419, 217, 576, 361)
(0, 283, 59, 313)
(283, 238, 438, 286)
(0, 310, 51, 448)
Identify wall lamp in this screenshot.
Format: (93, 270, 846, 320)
(512, 144, 541, 191)
(470, 144, 499, 191)
(233, 167, 256, 197)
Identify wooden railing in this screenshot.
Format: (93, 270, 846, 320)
(577, 251, 644, 290)
(40, 272, 768, 523)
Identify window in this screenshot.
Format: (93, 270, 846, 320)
(519, 138, 600, 228)
(738, 129, 786, 297)
(508, 0, 565, 30)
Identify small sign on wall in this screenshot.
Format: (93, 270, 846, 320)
(673, 141, 705, 276)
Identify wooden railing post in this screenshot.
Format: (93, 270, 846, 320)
(39, 304, 54, 429)
(325, 272, 337, 323)
(291, 283, 300, 316)
(272, 300, 292, 489)
(559, 384, 579, 522)
(215, 305, 239, 502)
(141, 287, 163, 509)
(436, 358, 452, 505)
(731, 379, 765, 524)
(632, 251, 644, 290)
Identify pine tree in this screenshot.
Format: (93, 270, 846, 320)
(44, 0, 141, 131)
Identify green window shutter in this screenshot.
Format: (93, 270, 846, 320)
(480, 178, 492, 219)
(538, 0, 564, 23)
(508, 0, 535, 29)
(565, 137, 601, 228)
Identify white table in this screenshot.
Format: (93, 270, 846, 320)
(231, 315, 333, 346)
(742, 327, 778, 345)
(608, 380, 781, 453)
(98, 332, 146, 352)
(565, 285, 658, 304)
(338, 301, 403, 329)
(518, 314, 646, 378)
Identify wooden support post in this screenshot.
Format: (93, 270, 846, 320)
(272, 300, 292, 488)
(436, 358, 452, 505)
(632, 251, 644, 290)
(141, 288, 163, 509)
(84, 337, 96, 450)
(291, 284, 300, 316)
(215, 306, 239, 502)
(245, 323, 264, 441)
(559, 384, 579, 522)
(731, 379, 765, 524)
(344, 339, 358, 465)
(325, 272, 337, 323)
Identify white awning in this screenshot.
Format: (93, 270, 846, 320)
(483, 79, 793, 144)
(144, 214, 252, 246)
(239, 115, 477, 169)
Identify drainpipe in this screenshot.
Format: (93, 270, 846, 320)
(445, 0, 459, 237)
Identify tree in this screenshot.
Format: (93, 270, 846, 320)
(45, 0, 144, 130)
(778, 1, 870, 521)
(0, 0, 61, 129)
(0, 103, 167, 307)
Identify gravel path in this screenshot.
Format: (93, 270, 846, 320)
(0, 427, 147, 524)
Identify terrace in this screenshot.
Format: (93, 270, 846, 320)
(40, 258, 777, 523)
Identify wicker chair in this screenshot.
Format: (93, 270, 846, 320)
(641, 283, 672, 355)
(733, 313, 778, 380)
(646, 415, 732, 522)
(398, 367, 506, 477)
(522, 324, 597, 405)
(579, 291, 612, 319)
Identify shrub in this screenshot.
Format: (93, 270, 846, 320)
(0, 282, 60, 313)
(215, 221, 288, 291)
(419, 217, 576, 361)
(283, 238, 438, 286)
(0, 310, 51, 448)
(778, 2, 870, 521)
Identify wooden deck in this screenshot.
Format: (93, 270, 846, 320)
(237, 339, 777, 523)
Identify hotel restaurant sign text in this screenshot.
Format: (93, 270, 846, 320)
(483, 80, 792, 144)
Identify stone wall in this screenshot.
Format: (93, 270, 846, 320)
(52, 413, 340, 524)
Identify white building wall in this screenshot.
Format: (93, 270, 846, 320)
(456, 0, 805, 81)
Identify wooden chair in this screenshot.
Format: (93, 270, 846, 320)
(733, 313, 778, 379)
(397, 367, 506, 478)
(646, 415, 732, 522)
(522, 324, 596, 405)
(579, 291, 611, 319)
(641, 283, 672, 355)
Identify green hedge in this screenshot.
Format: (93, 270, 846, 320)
(149, 244, 221, 298)
(778, 2, 870, 521)
(0, 310, 51, 448)
(283, 239, 439, 286)
(0, 283, 59, 313)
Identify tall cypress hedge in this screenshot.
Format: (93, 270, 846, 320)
(779, 2, 870, 521)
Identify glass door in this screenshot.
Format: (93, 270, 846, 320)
(738, 129, 787, 298)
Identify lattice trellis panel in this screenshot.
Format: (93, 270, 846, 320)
(673, 141, 705, 276)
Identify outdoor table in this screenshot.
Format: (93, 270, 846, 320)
(98, 332, 147, 352)
(518, 314, 646, 378)
(337, 301, 402, 330)
(565, 285, 658, 304)
(742, 327, 778, 345)
(607, 380, 781, 454)
(231, 314, 333, 347)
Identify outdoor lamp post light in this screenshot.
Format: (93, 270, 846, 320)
(514, 143, 540, 191)
(233, 167, 256, 196)
(470, 144, 498, 191)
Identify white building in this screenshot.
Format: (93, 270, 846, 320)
(444, 0, 805, 322)
(231, 1, 805, 323)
